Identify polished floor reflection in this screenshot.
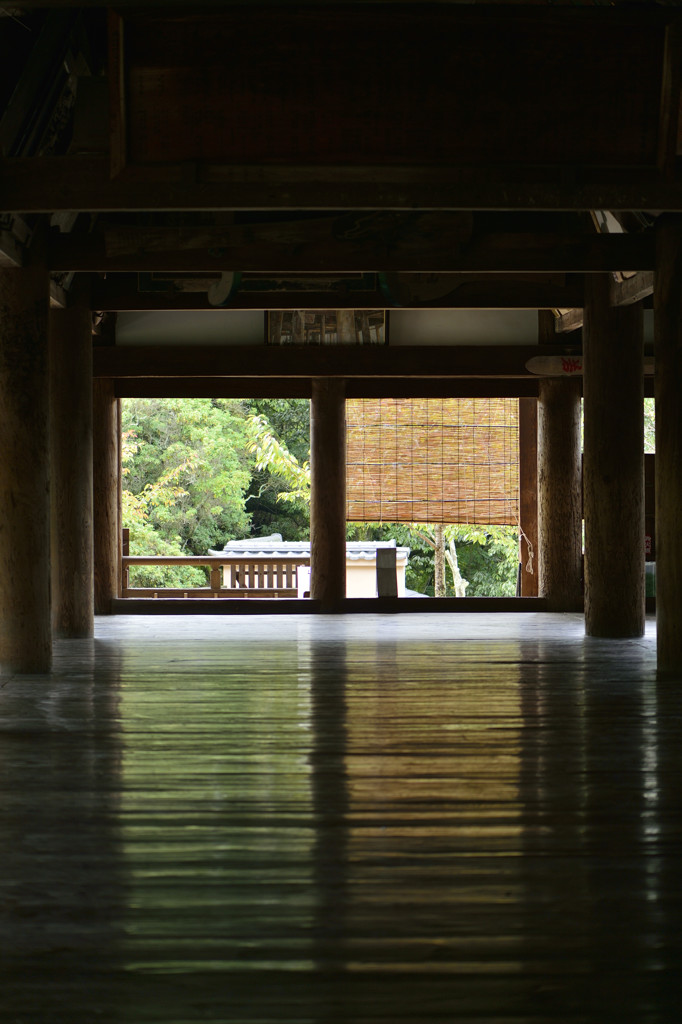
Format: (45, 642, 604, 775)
(1, 613, 680, 1023)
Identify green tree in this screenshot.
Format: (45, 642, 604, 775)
(644, 397, 655, 453)
(122, 430, 207, 588)
(122, 398, 253, 554)
(453, 524, 519, 597)
(244, 400, 311, 540)
(353, 521, 518, 597)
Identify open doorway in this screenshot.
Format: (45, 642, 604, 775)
(120, 395, 528, 601)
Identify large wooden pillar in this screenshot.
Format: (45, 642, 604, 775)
(537, 378, 583, 610)
(310, 378, 346, 609)
(93, 379, 120, 614)
(50, 302, 94, 637)
(654, 216, 682, 673)
(0, 263, 51, 672)
(583, 274, 644, 638)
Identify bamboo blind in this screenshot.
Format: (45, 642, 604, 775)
(346, 398, 519, 525)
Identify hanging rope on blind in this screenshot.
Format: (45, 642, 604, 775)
(346, 398, 519, 525)
(518, 525, 535, 574)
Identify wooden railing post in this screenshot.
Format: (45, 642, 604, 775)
(118, 555, 308, 599)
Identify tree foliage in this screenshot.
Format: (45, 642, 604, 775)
(247, 413, 311, 503)
(122, 398, 253, 554)
(243, 399, 311, 540)
(644, 397, 655, 453)
(121, 398, 254, 586)
(346, 520, 518, 597)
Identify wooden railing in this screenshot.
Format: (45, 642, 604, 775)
(121, 555, 310, 599)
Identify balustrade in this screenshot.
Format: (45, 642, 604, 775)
(121, 555, 310, 599)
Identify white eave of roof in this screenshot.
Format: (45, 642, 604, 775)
(209, 534, 410, 562)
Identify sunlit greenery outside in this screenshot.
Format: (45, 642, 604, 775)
(580, 398, 655, 453)
(122, 396, 523, 595)
(644, 397, 655, 453)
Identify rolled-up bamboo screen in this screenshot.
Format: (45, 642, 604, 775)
(346, 398, 519, 525)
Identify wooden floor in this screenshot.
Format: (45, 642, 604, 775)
(1, 612, 680, 1023)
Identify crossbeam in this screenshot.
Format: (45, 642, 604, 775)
(91, 274, 585, 312)
(94, 343, 578, 380)
(49, 225, 654, 274)
(4, 157, 682, 214)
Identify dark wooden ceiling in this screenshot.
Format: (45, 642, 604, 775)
(0, 3, 676, 320)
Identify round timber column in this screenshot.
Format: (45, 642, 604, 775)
(93, 380, 120, 614)
(583, 274, 645, 638)
(336, 310, 355, 345)
(654, 216, 682, 673)
(538, 378, 583, 610)
(50, 302, 94, 637)
(0, 263, 51, 672)
(310, 378, 346, 609)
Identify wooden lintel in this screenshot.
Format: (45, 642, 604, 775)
(114, 376, 540, 400)
(92, 279, 390, 312)
(116, 378, 312, 399)
(95, 343, 578, 381)
(4, 156, 682, 214)
(49, 224, 654, 274)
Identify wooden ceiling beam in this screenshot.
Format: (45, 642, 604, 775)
(90, 274, 584, 312)
(94, 343, 579, 381)
(49, 224, 654, 274)
(3, 157, 682, 214)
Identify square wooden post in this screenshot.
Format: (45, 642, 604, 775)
(310, 378, 346, 609)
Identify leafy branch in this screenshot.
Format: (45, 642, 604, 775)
(247, 414, 311, 504)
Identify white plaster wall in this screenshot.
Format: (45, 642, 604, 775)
(389, 309, 539, 346)
(346, 560, 408, 597)
(116, 309, 552, 348)
(116, 310, 265, 345)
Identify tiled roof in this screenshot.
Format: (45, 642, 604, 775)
(209, 533, 410, 562)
